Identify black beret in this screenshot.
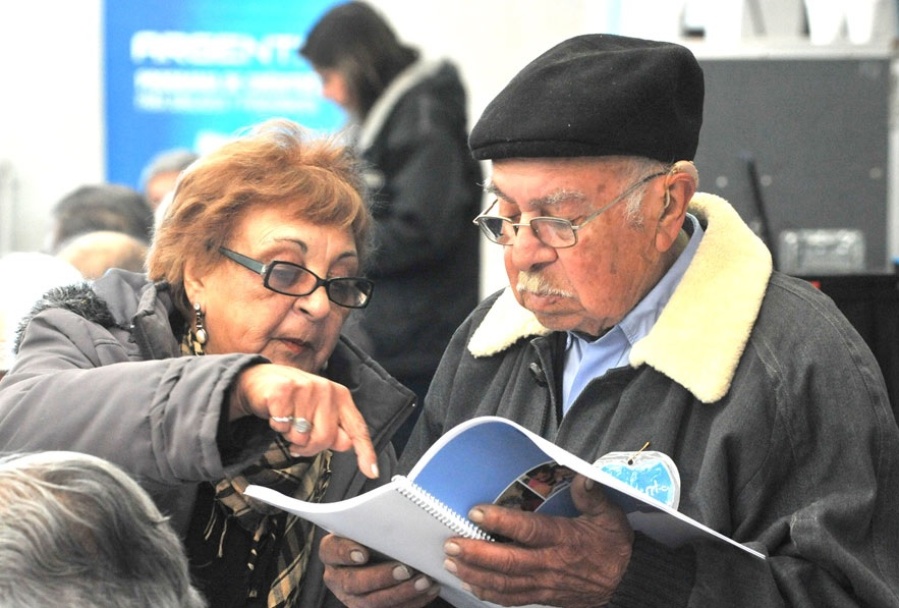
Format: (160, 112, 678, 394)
(469, 34, 704, 163)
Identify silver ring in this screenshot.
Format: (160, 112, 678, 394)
(270, 415, 292, 424)
(292, 417, 313, 434)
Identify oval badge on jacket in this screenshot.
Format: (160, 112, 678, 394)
(594, 450, 681, 509)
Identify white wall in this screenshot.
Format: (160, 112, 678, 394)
(1, 0, 896, 296)
(0, 0, 105, 255)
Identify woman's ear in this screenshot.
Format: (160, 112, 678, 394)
(182, 258, 207, 306)
(655, 161, 698, 251)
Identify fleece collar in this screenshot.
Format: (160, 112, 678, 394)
(467, 193, 773, 403)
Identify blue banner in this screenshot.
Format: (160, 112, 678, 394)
(104, 0, 344, 189)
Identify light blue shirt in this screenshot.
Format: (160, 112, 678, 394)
(562, 214, 704, 413)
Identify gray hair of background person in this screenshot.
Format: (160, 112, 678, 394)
(299, 1, 419, 120)
(140, 148, 200, 211)
(140, 148, 199, 191)
(0, 451, 206, 608)
(47, 184, 154, 254)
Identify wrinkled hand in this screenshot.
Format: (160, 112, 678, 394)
(229, 363, 378, 479)
(320, 533, 440, 608)
(443, 475, 634, 608)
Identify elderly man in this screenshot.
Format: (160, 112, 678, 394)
(320, 34, 899, 607)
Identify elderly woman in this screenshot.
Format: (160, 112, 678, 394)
(0, 119, 415, 608)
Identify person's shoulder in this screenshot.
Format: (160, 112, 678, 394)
(10, 279, 118, 358)
(763, 272, 849, 319)
(396, 60, 466, 114)
(90, 270, 163, 322)
(437, 290, 501, 354)
(428, 59, 463, 86)
(25, 280, 117, 329)
(755, 271, 874, 356)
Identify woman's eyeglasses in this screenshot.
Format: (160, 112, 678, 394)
(218, 247, 373, 309)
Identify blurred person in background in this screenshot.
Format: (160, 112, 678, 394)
(141, 148, 200, 212)
(300, 1, 483, 454)
(45, 183, 153, 254)
(56, 229, 149, 280)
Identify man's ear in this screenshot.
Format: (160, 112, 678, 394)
(655, 161, 698, 251)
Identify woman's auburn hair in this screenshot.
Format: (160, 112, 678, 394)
(147, 118, 371, 316)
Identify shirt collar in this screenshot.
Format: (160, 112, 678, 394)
(567, 213, 704, 351)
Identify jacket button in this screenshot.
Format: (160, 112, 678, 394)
(529, 362, 547, 386)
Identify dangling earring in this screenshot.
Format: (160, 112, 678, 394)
(190, 303, 207, 356)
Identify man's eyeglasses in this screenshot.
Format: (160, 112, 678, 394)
(219, 247, 374, 309)
(472, 171, 667, 249)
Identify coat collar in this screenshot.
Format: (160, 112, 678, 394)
(355, 58, 446, 153)
(467, 193, 773, 403)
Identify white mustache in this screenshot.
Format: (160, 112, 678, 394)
(516, 273, 574, 298)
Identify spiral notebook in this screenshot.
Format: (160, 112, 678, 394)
(245, 416, 762, 608)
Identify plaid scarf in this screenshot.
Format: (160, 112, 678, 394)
(216, 442, 331, 607)
(182, 332, 331, 607)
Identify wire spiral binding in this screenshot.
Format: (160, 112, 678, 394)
(393, 476, 494, 541)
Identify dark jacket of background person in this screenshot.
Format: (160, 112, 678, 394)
(356, 59, 482, 383)
(300, 2, 483, 449)
(401, 194, 899, 607)
(0, 270, 413, 608)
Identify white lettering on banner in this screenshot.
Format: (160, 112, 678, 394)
(133, 68, 321, 114)
(130, 31, 303, 67)
(128, 30, 319, 115)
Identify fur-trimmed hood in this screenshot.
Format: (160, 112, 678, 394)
(467, 193, 773, 403)
(13, 281, 114, 354)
